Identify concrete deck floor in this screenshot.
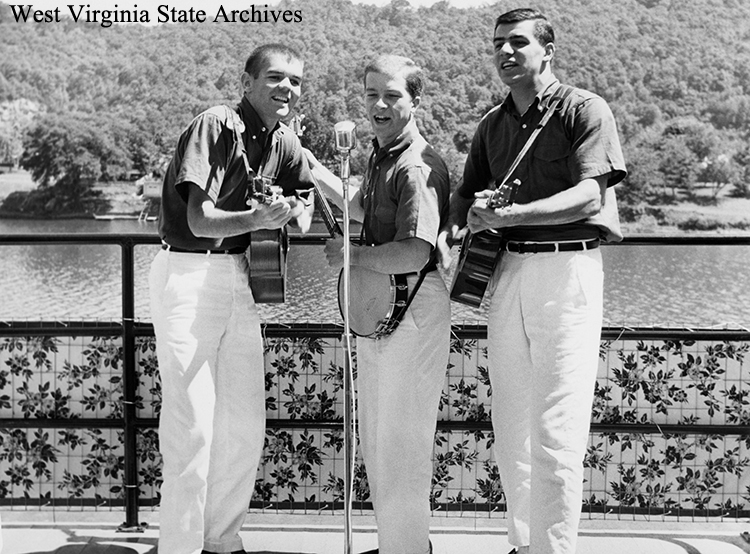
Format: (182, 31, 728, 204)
(3, 511, 750, 554)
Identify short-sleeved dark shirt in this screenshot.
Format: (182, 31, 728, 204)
(459, 79, 627, 242)
(158, 96, 315, 250)
(359, 119, 450, 249)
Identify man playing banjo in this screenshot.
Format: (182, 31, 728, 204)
(305, 54, 450, 554)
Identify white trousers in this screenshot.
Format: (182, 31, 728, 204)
(356, 272, 451, 554)
(487, 248, 603, 554)
(149, 249, 266, 554)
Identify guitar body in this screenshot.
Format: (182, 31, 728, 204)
(338, 266, 409, 338)
(448, 178, 520, 307)
(247, 228, 288, 303)
(449, 229, 504, 307)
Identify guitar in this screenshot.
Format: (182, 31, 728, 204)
(303, 127, 412, 339)
(246, 176, 288, 304)
(450, 85, 576, 307)
(242, 109, 292, 304)
(449, 178, 520, 307)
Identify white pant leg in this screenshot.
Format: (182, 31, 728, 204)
(150, 250, 265, 554)
(357, 273, 450, 554)
(487, 253, 532, 548)
(203, 254, 265, 553)
(488, 249, 603, 554)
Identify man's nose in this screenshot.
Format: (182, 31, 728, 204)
(498, 41, 513, 55)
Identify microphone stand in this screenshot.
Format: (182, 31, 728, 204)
(338, 143, 356, 554)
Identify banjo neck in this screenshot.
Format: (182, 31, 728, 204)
(290, 114, 343, 239)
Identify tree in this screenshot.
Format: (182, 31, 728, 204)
(0, 98, 41, 166)
(658, 136, 699, 197)
(729, 145, 750, 198)
(20, 112, 131, 192)
(699, 154, 741, 200)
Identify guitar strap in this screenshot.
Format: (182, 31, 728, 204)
(226, 105, 280, 190)
(497, 83, 575, 191)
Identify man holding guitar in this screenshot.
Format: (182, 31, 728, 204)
(149, 44, 315, 554)
(437, 9, 626, 554)
(305, 55, 450, 554)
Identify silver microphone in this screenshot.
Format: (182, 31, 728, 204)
(334, 121, 357, 152)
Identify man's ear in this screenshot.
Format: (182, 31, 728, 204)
(241, 72, 254, 94)
(544, 42, 556, 62)
(411, 95, 421, 112)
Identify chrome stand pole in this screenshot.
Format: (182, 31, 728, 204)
(335, 121, 357, 554)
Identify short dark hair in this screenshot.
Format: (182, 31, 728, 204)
(244, 43, 302, 77)
(363, 54, 424, 99)
(494, 8, 555, 46)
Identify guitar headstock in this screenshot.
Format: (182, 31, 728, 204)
(247, 175, 281, 208)
(488, 178, 520, 209)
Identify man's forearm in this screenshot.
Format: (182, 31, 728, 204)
(351, 237, 432, 275)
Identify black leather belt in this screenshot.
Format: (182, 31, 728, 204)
(505, 239, 599, 254)
(162, 244, 246, 255)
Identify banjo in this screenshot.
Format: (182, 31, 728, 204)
(300, 118, 417, 339)
(313, 171, 414, 339)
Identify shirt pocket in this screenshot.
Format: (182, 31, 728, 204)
(530, 137, 571, 189)
(532, 137, 570, 163)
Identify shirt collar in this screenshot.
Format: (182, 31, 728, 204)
(371, 118, 420, 161)
(500, 77, 561, 115)
(238, 96, 280, 146)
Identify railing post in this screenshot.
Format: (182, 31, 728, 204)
(119, 238, 144, 531)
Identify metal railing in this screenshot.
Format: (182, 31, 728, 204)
(1, 232, 749, 528)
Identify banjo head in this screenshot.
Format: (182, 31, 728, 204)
(338, 266, 402, 338)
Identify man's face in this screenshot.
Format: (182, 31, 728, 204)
(364, 70, 419, 146)
(243, 53, 304, 127)
(493, 19, 553, 88)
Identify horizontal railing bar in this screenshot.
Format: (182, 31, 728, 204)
(0, 233, 335, 245)
(0, 418, 128, 429)
(2, 417, 748, 437)
(1, 321, 748, 341)
(611, 235, 750, 246)
(0, 321, 125, 336)
(437, 420, 750, 436)
(2, 233, 750, 247)
(600, 326, 750, 341)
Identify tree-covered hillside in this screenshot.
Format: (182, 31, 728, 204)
(2, 0, 750, 214)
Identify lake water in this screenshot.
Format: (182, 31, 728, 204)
(1, 219, 749, 328)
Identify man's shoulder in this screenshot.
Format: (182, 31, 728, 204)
(184, 105, 237, 133)
(557, 83, 609, 109)
(398, 136, 450, 180)
(478, 103, 506, 125)
(274, 121, 299, 142)
(272, 121, 304, 162)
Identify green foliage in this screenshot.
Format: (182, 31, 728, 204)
(1, 0, 749, 204)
